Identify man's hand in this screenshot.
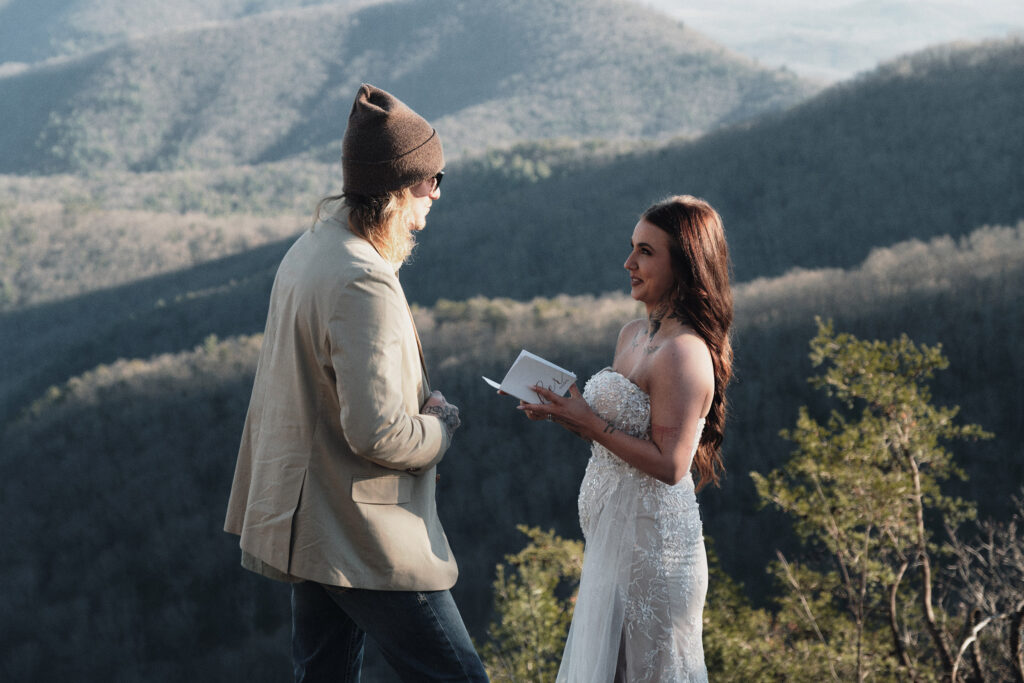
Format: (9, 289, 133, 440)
(421, 390, 461, 439)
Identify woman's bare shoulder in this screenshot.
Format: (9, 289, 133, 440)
(614, 318, 646, 349)
(647, 330, 714, 406)
(659, 329, 712, 372)
(619, 318, 646, 337)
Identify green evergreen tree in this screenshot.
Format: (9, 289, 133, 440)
(481, 526, 583, 682)
(752, 318, 993, 681)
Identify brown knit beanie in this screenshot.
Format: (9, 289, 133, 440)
(341, 84, 444, 196)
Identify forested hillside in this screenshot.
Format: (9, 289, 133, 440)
(0, 0, 814, 174)
(2, 38, 1020, 456)
(403, 37, 1024, 301)
(2, 224, 1021, 680)
(0, 0, 378, 65)
(4, 39, 1017, 313)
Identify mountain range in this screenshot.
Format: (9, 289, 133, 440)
(0, 0, 815, 174)
(3, 36, 1021, 306)
(3, 30, 1021, 440)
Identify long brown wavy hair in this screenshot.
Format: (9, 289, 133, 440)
(313, 189, 418, 269)
(642, 195, 733, 490)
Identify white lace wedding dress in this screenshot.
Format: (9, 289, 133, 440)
(557, 368, 709, 682)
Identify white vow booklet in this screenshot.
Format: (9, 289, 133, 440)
(483, 350, 577, 404)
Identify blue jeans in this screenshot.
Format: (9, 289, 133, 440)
(291, 581, 489, 682)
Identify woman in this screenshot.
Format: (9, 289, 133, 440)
(522, 195, 733, 682)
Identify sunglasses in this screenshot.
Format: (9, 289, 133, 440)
(426, 171, 444, 192)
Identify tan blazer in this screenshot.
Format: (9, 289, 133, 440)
(224, 214, 458, 591)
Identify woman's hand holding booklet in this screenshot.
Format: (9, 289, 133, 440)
(482, 349, 576, 403)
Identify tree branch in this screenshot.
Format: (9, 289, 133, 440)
(908, 453, 954, 671)
(950, 607, 1020, 682)
(888, 559, 918, 680)
(1012, 598, 1024, 683)
(776, 550, 841, 682)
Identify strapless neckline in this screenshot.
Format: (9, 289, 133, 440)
(589, 367, 706, 440)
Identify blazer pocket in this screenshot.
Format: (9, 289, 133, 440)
(351, 474, 413, 505)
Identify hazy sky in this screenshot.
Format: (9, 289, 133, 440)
(636, 0, 1024, 82)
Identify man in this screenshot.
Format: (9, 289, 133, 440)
(225, 83, 488, 681)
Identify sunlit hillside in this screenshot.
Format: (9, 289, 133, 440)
(4, 36, 1022, 302)
(6, 38, 1016, 316)
(0, 0, 815, 174)
(2, 38, 1020, 441)
(0, 0, 388, 65)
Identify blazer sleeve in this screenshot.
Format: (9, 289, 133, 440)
(328, 268, 450, 472)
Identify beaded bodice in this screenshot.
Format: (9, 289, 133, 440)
(578, 368, 704, 540)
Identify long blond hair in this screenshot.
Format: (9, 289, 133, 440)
(314, 189, 418, 269)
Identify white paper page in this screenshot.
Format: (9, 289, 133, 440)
(483, 349, 576, 403)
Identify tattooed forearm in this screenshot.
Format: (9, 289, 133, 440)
(603, 420, 618, 435)
(424, 404, 461, 438)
